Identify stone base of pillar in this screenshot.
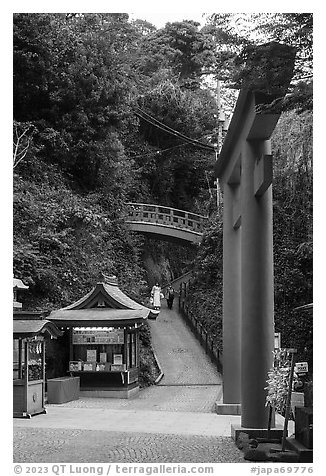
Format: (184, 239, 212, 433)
(231, 424, 284, 442)
(215, 403, 241, 415)
(285, 437, 313, 463)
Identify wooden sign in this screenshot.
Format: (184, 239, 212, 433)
(72, 328, 124, 345)
(295, 362, 309, 374)
(274, 332, 281, 349)
(86, 350, 97, 362)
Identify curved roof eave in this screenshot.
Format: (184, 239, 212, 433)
(13, 278, 29, 290)
(49, 278, 157, 324)
(48, 308, 153, 327)
(13, 319, 63, 338)
(59, 282, 147, 311)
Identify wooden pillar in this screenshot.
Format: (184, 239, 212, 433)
(69, 328, 73, 362)
(123, 328, 128, 366)
(24, 340, 28, 412)
(240, 139, 274, 428)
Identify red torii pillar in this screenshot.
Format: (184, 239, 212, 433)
(214, 88, 288, 434)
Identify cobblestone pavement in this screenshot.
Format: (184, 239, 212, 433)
(50, 385, 221, 413)
(14, 428, 246, 463)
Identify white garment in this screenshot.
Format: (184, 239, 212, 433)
(151, 285, 162, 307)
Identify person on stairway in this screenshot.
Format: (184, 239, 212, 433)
(151, 282, 164, 310)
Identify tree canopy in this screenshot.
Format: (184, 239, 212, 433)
(13, 12, 313, 371)
(207, 13, 313, 112)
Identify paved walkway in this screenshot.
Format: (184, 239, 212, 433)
(13, 304, 245, 463)
(45, 384, 222, 413)
(51, 305, 223, 413)
(150, 305, 222, 387)
(14, 406, 241, 436)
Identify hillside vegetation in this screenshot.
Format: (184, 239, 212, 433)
(13, 14, 313, 376)
(14, 14, 219, 304)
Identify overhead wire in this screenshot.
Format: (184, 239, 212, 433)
(135, 109, 196, 148)
(134, 107, 217, 152)
(129, 143, 187, 160)
(135, 108, 215, 151)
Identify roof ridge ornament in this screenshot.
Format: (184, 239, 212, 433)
(97, 272, 118, 286)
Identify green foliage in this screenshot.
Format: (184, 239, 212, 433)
(139, 323, 152, 348)
(13, 13, 217, 212)
(135, 78, 217, 210)
(13, 13, 313, 385)
(232, 42, 296, 95)
(12, 11, 219, 333)
(272, 111, 313, 370)
(14, 13, 139, 192)
(13, 160, 146, 309)
(207, 13, 313, 112)
(134, 20, 217, 86)
(185, 216, 223, 349)
(265, 349, 298, 414)
(250, 13, 313, 76)
(138, 322, 160, 387)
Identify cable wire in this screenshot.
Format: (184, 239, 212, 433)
(136, 108, 215, 151)
(135, 107, 216, 152)
(129, 143, 187, 160)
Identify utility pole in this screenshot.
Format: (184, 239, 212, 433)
(216, 79, 223, 154)
(215, 79, 223, 208)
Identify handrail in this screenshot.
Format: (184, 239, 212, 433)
(125, 202, 208, 235)
(178, 281, 223, 374)
(161, 270, 193, 292)
(126, 202, 208, 220)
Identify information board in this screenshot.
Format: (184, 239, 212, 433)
(295, 361, 309, 374)
(86, 350, 97, 362)
(72, 328, 124, 345)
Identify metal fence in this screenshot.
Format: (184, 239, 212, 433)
(178, 282, 223, 374)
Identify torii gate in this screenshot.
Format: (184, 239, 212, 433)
(214, 42, 296, 436)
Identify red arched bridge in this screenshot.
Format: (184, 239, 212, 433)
(125, 203, 208, 244)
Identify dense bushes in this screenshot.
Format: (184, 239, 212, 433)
(138, 323, 161, 387)
(272, 111, 313, 370)
(13, 159, 147, 310)
(185, 216, 223, 349)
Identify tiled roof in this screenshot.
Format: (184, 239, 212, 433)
(48, 278, 159, 321)
(13, 278, 29, 290)
(13, 319, 63, 338)
(49, 308, 148, 322)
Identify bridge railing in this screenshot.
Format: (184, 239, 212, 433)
(125, 202, 207, 234)
(178, 281, 223, 374)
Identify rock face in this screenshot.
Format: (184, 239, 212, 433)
(236, 432, 269, 461)
(244, 448, 270, 462)
(143, 253, 173, 287)
(141, 236, 197, 290)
